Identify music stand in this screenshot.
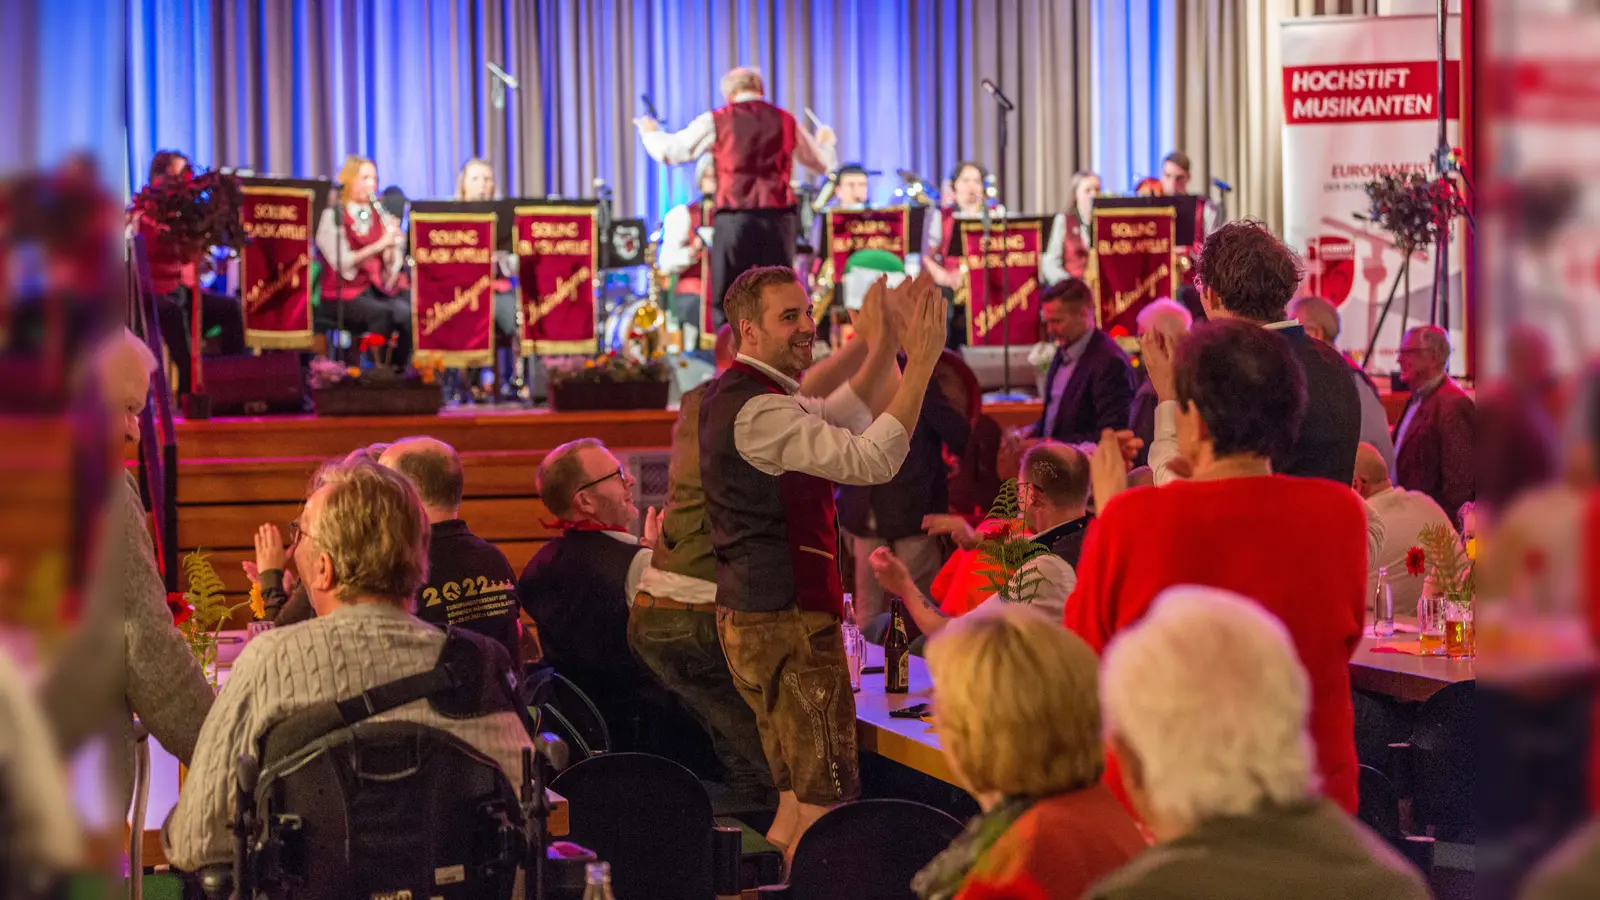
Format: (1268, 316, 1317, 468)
(240, 176, 335, 364)
(1094, 195, 1201, 247)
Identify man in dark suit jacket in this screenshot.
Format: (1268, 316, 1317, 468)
(1032, 278, 1136, 447)
(1164, 220, 1361, 485)
(1393, 325, 1475, 519)
(838, 360, 970, 621)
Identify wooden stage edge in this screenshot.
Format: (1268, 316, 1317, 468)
(172, 401, 1045, 460)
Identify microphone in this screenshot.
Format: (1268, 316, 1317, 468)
(980, 78, 1015, 112)
(486, 60, 519, 90)
(640, 94, 664, 124)
(1212, 177, 1234, 193)
(592, 177, 612, 197)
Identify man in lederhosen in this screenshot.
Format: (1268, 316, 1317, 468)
(635, 66, 838, 329)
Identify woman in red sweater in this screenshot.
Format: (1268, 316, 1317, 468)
(1065, 319, 1366, 813)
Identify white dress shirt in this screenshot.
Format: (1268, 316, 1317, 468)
(658, 203, 702, 277)
(731, 354, 911, 485)
(636, 566, 716, 605)
(967, 553, 1076, 623)
(641, 92, 837, 177)
(1364, 486, 1454, 615)
(1040, 212, 1088, 286)
(315, 205, 403, 282)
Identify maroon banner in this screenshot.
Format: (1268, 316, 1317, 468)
(516, 206, 598, 355)
(959, 219, 1045, 347)
(410, 212, 496, 367)
(826, 207, 912, 277)
(240, 186, 314, 349)
(1090, 207, 1177, 337)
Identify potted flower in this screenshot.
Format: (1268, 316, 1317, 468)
(170, 551, 257, 689)
(308, 338, 446, 416)
(546, 351, 671, 411)
(973, 479, 1050, 606)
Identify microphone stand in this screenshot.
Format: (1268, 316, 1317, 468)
(330, 184, 346, 365)
(984, 82, 1028, 401)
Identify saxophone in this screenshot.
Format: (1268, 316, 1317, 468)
(628, 239, 666, 361)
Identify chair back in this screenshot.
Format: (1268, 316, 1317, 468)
(524, 666, 612, 763)
(788, 799, 964, 900)
(1411, 680, 1474, 841)
(249, 720, 524, 900)
(551, 752, 715, 900)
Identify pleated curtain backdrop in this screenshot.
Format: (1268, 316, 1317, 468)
(1169, 0, 1381, 231)
(127, 0, 1097, 221)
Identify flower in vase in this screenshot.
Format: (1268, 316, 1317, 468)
(248, 583, 266, 620)
(166, 591, 194, 627)
(1405, 546, 1425, 577)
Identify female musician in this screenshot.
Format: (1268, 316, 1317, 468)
(1040, 170, 1101, 285)
(316, 155, 411, 369)
(921, 161, 989, 290)
(658, 155, 718, 354)
(133, 149, 245, 396)
(453, 157, 525, 400)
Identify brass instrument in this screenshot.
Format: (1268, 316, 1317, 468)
(626, 240, 667, 361)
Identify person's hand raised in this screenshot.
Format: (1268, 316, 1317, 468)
(632, 116, 661, 134)
(849, 276, 889, 348)
(1090, 428, 1130, 512)
(1140, 328, 1178, 403)
(900, 271, 948, 367)
(922, 514, 981, 550)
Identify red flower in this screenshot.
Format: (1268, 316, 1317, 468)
(1405, 546, 1426, 577)
(1108, 324, 1129, 339)
(166, 591, 193, 627)
(358, 333, 388, 353)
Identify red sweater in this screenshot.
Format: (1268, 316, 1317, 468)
(1064, 475, 1367, 814)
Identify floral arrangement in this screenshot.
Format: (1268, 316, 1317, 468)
(1407, 524, 1476, 606)
(974, 479, 1050, 605)
(168, 550, 255, 688)
(129, 167, 246, 262)
(1026, 341, 1057, 374)
(1364, 171, 1467, 252)
(306, 338, 446, 390)
(547, 351, 670, 387)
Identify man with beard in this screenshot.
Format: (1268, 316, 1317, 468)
(699, 265, 947, 860)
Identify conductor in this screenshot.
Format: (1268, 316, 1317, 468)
(635, 67, 838, 328)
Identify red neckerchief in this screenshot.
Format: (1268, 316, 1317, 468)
(542, 519, 630, 534)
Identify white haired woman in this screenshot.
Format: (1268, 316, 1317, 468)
(912, 604, 1146, 900)
(1085, 586, 1429, 900)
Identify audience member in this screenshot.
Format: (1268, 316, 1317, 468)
(379, 437, 522, 667)
(1150, 220, 1360, 485)
(912, 605, 1146, 900)
(837, 354, 970, 625)
(872, 442, 1087, 642)
(1086, 587, 1430, 900)
(1128, 299, 1190, 468)
(1066, 320, 1367, 813)
(1393, 324, 1475, 518)
(1289, 295, 1395, 474)
(0, 638, 82, 886)
(518, 438, 662, 751)
(41, 330, 214, 813)
(1353, 441, 1454, 615)
(628, 326, 774, 813)
(1031, 279, 1136, 447)
(700, 266, 945, 856)
(165, 458, 533, 870)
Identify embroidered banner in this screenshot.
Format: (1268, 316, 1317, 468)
(516, 206, 598, 355)
(959, 219, 1044, 347)
(240, 186, 315, 350)
(1090, 207, 1177, 337)
(825, 207, 912, 277)
(410, 212, 496, 367)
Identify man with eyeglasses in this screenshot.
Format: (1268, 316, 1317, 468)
(517, 438, 667, 753)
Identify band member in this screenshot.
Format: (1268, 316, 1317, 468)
(921, 161, 988, 290)
(634, 66, 838, 326)
(1158, 150, 1217, 235)
(132, 150, 246, 396)
(317, 155, 412, 369)
(832, 164, 871, 210)
(1041, 170, 1101, 285)
(454, 157, 523, 399)
(658, 156, 719, 353)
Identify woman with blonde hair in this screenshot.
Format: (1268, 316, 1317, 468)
(1041, 169, 1102, 285)
(912, 604, 1146, 900)
(452, 158, 522, 389)
(316, 154, 411, 369)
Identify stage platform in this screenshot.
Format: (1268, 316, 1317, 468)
(167, 401, 1044, 616)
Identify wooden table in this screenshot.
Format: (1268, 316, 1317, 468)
(1349, 634, 1476, 703)
(852, 644, 958, 786)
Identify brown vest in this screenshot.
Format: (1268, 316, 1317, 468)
(650, 385, 717, 582)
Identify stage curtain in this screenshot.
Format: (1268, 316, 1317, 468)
(1170, 0, 1379, 231)
(519, 0, 1096, 222)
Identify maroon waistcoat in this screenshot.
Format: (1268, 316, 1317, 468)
(711, 101, 797, 212)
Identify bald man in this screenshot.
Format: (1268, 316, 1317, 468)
(380, 437, 522, 667)
(1352, 441, 1453, 616)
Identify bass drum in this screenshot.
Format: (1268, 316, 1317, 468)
(602, 297, 651, 355)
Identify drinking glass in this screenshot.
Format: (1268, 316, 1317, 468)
(1444, 600, 1474, 659)
(843, 624, 865, 693)
(1372, 568, 1395, 638)
(1417, 594, 1446, 655)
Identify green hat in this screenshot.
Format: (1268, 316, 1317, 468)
(840, 249, 906, 310)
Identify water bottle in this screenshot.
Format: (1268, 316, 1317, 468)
(1373, 566, 1396, 638)
(582, 862, 617, 900)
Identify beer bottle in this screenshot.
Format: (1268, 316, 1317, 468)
(582, 862, 617, 900)
(884, 597, 910, 694)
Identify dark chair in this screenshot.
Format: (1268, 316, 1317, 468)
(551, 752, 717, 900)
(524, 665, 611, 763)
(1358, 764, 1435, 876)
(1404, 680, 1475, 842)
(787, 799, 964, 900)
